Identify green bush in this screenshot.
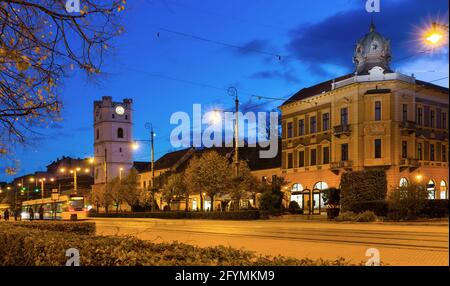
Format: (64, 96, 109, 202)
(349, 201, 389, 217)
(288, 201, 302, 214)
(335, 211, 357, 222)
(422, 200, 449, 218)
(335, 211, 378, 222)
(10, 221, 95, 235)
(340, 170, 387, 211)
(354, 211, 378, 222)
(90, 211, 261, 220)
(0, 224, 352, 266)
(322, 188, 341, 208)
(388, 184, 429, 221)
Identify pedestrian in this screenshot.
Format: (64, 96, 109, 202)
(14, 208, 20, 221)
(5, 209, 9, 221)
(28, 207, 34, 221)
(39, 206, 44, 220)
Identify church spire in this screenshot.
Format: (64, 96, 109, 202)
(369, 16, 375, 32)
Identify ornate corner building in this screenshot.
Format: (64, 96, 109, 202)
(279, 23, 449, 213)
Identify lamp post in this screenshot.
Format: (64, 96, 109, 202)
(38, 178, 46, 199)
(228, 87, 240, 177)
(60, 168, 89, 195)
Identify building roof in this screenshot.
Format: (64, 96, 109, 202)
(281, 74, 353, 106)
(135, 141, 282, 175)
(281, 74, 449, 107)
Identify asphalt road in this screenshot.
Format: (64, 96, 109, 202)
(92, 217, 449, 266)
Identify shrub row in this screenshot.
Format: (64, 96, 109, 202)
(90, 210, 261, 220)
(422, 200, 449, 219)
(10, 221, 95, 235)
(347, 201, 389, 217)
(0, 224, 352, 266)
(335, 211, 378, 222)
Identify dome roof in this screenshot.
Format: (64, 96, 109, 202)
(353, 22, 392, 74)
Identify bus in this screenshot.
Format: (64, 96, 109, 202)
(21, 194, 88, 221)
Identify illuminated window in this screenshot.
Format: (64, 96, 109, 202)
(440, 180, 448, 199)
(291, 184, 303, 209)
(399, 177, 409, 187)
(313, 181, 329, 191)
(427, 180, 436, 200)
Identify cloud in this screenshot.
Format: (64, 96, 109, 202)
(249, 68, 299, 83)
(286, 0, 449, 72)
(234, 39, 271, 56)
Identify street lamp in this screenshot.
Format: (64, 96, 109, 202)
(423, 22, 449, 47)
(38, 178, 46, 199)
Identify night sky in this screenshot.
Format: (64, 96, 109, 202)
(1, 0, 448, 181)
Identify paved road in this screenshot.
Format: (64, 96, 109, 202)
(92, 218, 449, 266)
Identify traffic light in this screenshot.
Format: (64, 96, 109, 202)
(35, 188, 40, 193)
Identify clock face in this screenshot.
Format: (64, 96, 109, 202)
(115, 105, 125, 115)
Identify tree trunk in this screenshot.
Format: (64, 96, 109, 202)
(185, 191, 189, 212)
(200, 191, 203, 211)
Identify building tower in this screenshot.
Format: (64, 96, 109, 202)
(93, 96, 133, 187)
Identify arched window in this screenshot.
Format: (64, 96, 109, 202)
(313, 182, 329, 209)
(290, 183, 303, 209)
(117, 128, 124, 138)
(313, 181, 328, 191)
(291, 183, 303, 192)
(440, 180, 448, 199)
(399, 177, 409, 187)
(427, 180, 436, 200)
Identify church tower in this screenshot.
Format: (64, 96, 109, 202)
(93, 96, 133, 186)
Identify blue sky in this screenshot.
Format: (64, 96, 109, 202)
(1, 0, 448, 181)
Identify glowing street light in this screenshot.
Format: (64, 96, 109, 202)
(132, 141, 139, 150)
(423, 22, 448, 47)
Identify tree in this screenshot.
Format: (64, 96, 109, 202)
(0, 1, 125, 173)
(184, 151, 232, 211)
(89, 184, 112, 213)
(230, 161, 259, 210)
(259, 176, 286, 212)
(161, 172, 185, 210)
(121, 168, 140, 209)
(108, 177, 122, 213)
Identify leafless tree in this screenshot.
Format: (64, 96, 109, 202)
(0, 0, 126, 174)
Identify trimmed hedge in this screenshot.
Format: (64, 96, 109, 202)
(340, 170, 387, 211)
(348, 201, 389, 217)
(422, 200, 449, 218)
(0, 224, 352, 266)
(90, 210, 261, 220)
(10, 221, 95, 235)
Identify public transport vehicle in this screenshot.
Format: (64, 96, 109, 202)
(21, 194, 88, 220)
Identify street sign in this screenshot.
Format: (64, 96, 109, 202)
(52, 188, 58, 193)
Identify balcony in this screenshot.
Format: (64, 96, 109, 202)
(330, 161, 353, 172)
(399, 158, 420, 169)
(333, 124, 351, 137)
(399, 121, 417, 134)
